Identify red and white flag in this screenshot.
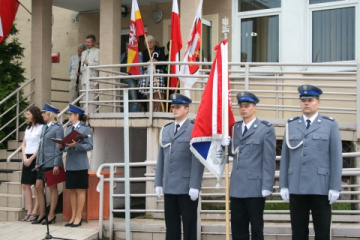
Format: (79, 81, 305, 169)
(190, 40, 235, 185)
(169, 0, 182, 88)
(0, 0, 19, 44)
(127, 0, 145, 75)
(179, 0, 203, 96)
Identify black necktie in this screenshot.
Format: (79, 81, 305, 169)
(242, 126, 248, 137)
(306, 119, 311, 129)
(175, 124, 180, 134)
(72, 125, 75, 131)
(45, 125, 49, 132)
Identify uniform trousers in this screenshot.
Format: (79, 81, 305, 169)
(290, 194, 331, 240)
(230, 197, 265, 240)
(164, 194, 198, 240)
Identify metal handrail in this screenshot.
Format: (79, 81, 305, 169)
(96, 151, 360, 239)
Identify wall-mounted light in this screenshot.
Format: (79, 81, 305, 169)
(121, 5, 129, 17)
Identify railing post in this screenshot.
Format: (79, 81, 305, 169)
(16, 92, 19, 140)
(244, 63, 250, 90)
(109, 166, 114, 240)
(149, 63, 153, 125)
(357, 63, 360, 139)
(124, 89, 131, 240)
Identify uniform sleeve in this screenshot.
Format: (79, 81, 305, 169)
(279, 132, 290, 188)
(329, 121, 342, 191)
(154, 145, 164, 187)
(54, 125, 64, 167)
(262, 126, 276, 191)
(189, 153, 205, 190)
(74, 126, 93, 152)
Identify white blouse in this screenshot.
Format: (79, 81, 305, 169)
(24, 124, 44, 154)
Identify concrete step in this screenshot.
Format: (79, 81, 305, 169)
(19, 131, 25, 141)
(6, 151, 22, 160)
(10, 171, 22, 182)
(0, 181, 22, 194)
(0, 193, 22, 208)
(104, 218, 360, 240)
(0, 161, 22, 171)
(7, 140, 22, 151)
(0, 149, 7, 159)
(0, 207, 26, 221)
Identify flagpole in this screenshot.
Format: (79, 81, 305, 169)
(222, 17, 231, 240)
(166, 40, 173, 112)
(144, 34, 165, 112)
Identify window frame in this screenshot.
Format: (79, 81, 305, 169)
(232, 0, 282, 63)
(309, 0, 358, 63)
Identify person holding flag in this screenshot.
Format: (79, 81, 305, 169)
(154, 93, 204, 240)
(222, 91, 276, 240)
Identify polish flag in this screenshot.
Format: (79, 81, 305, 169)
(190, 40, 235, 184)
(0, 0, 20, 44)
(169, 0, 182, 88)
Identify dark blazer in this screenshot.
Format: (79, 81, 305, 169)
(142, 46, 166, 70)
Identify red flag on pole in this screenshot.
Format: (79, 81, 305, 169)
(0, 0, 19, 44)
(190, 40, 235, 185)
(127, 0, 145, 75)
(179, 0, 203, 96)
(169, 0, 182, 88)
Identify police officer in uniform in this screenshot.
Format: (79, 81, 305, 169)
(279, 85, 342, 240)
(222, 91, 276, 240)
(154, 93, 204, 240)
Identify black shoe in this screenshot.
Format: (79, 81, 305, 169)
(70, 218, 82, 227)
(32, 216, 46, 224)
(42, 216, 56, 225)
(64, 222, 73, 227)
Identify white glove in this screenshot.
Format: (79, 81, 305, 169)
(189, 188, 199, 201)
(155, 186, 163, 199)
(328, 190, 340, 205)
(262, 190, 272, 197)
(280, 188, 290, 202)
(221, 136, 231, 146)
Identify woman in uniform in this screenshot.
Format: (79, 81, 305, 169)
(33, 103, 64, 225)
(62, 104, 93, 227)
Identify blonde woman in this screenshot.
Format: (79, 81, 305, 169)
(33, 103, 64, 224)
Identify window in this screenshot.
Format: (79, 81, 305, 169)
(310, 0, 343, 4)
(241, 15, 279, 62)
(312, 7, 355, 62)
(239, 0, 281, 12)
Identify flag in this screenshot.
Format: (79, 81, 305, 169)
(169, 0, 182, 88)
(178, 0, 203, 96)
(127, 0, 145, 75)
(190, 40, 235, 185)
(0, 0, 19, 44)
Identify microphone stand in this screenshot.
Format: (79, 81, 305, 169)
(32, 147, 74, 240)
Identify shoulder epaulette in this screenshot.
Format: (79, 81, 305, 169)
(261, 120, 272, 127)
(164, 122, 172, 128)
(287, 116, 300, 123)
(55, 122, 61, 126)
(322, 116, 334, 121)
(235, 120, 243, 124)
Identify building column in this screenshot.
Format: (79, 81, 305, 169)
(99, 0, 121, 65)
(31, 0, 52, 107)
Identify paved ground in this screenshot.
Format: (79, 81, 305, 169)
(0, 215, 99, 240)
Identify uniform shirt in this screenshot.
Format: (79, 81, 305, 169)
(24, 124, 43, 154)
(174, 118, 187, 133)
(303, 112, 318, 128)
(242, 117, 256, 135)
